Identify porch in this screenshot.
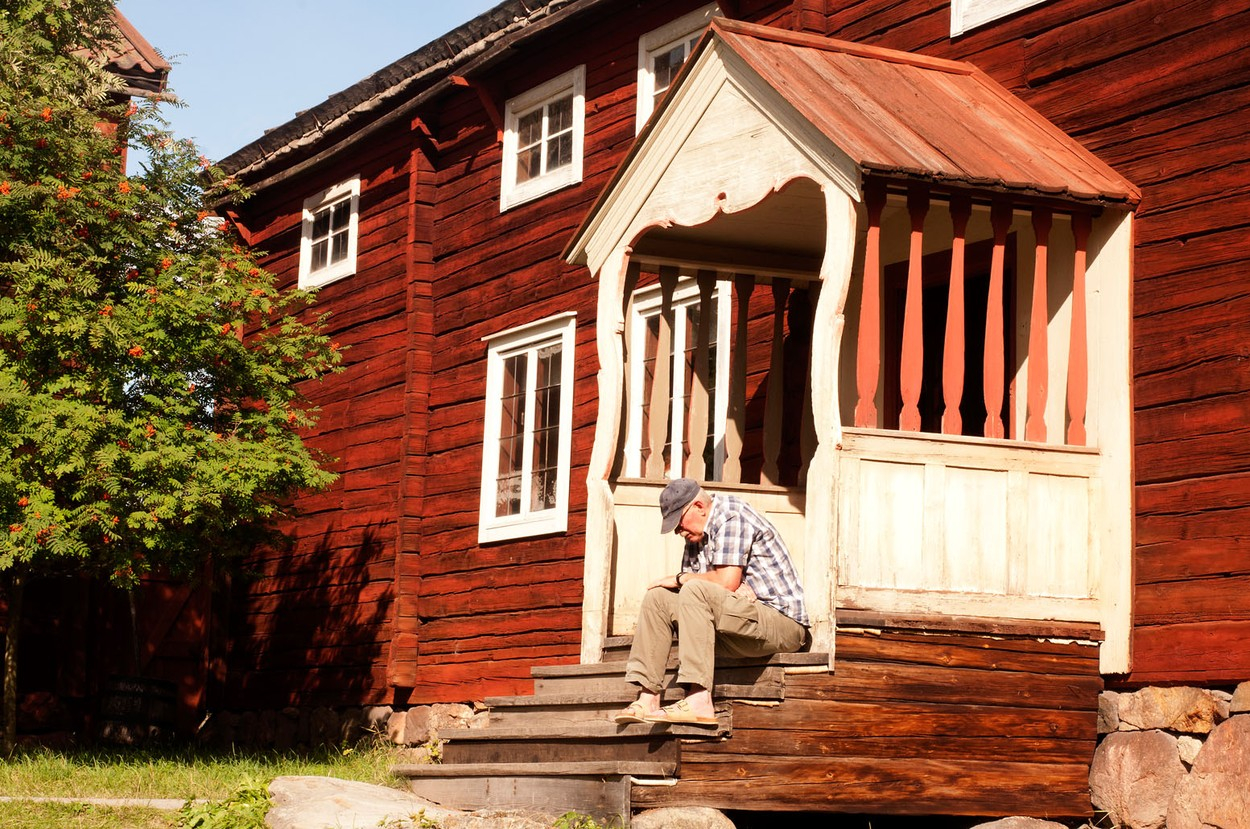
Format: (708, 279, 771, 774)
(567, 19, 1138, 675)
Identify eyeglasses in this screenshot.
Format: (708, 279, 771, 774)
(673, 501, 696, 535)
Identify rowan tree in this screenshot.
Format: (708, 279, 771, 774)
(0, 0, 342, 751)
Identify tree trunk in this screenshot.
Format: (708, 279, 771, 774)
(3, 570, 25, 755)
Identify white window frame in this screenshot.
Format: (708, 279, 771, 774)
(950, 0, 1050, 36)
(500, 67, 586, 211)
(298, 176, 360, 289)
(478, 313, 577, 543)
(635, 4, 721, 132)
(624, 277, 731, 480)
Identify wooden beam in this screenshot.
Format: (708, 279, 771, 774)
(451, 75, 503, 142)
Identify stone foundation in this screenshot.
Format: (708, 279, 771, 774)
(1090, 682, 1250, 829)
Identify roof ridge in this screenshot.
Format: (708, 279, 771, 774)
(711, 17, 975, 75)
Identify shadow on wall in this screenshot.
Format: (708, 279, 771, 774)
(222, 518, 394, 712)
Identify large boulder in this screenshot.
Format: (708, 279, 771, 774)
(631, 806, 737, 829)
(1231, 682, 1250, 714)
(1168, 716, 1250, 829)
(1117, 687, 1222, 734)
(971, 819, 1066, 829)
(1089, 730, 1185, 829)
(267, 776, 458, 829)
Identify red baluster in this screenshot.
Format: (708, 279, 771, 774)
(942, 194, 971, 435)
(855, 180, 887, 428)
(899, 183, 928, 432)
(1026, 208, 1051, 443)
(984, 200, 1012, 439)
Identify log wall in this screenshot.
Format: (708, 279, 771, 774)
(814, 0, 1250, 687)
(634, 625, 1102, 817)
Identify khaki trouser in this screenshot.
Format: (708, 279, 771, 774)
(624, 579, 808, 693)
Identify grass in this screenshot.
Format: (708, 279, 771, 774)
(0, 742, 415, 829)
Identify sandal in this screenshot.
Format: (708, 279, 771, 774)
(642, 698, 718, 726)
(613, 700, 653, 724)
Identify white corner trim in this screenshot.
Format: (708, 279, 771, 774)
(950, 0, 1051, 36)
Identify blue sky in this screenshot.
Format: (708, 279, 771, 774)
(116, 1, 501, 164)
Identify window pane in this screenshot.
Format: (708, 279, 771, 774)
(312, 207, 331, 240)
(496, 354, 527, 517)
(311, 239, 328, 272)
(496, 471, 522, 517)
(548, 95, 573, 135)
(546, 132, 573, 172)
(518, 108, 544, 148)
(529, 344, 562, 511)
(330, 229, 349, 264)
(516, 145, 541, 184)
(652, 44, 686, 99)
(330, 199, 351, 232)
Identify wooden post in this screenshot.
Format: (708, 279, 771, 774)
(899, 183, 929, 432)
(984, 199, 1012, 439)
(799, 280, 820, 486)
(1026, 208, 1051, 443)
(686, 270, 716, 479)
(724, 274, 754, 484)
(621, 261, 642, 475)
(942, 194, 971, 436)
(1067, 213, 1091, 446)
(854, 180, 886, 428)
(646, 266, 679, 477)
(762, 278, 790, 485)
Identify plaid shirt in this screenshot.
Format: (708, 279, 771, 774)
(681, 494, 809, 626)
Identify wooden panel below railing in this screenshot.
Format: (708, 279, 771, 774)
(835, 428, 1102, 623)
(608, 479, 806, 637)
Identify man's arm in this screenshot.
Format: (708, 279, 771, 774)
(647, 565, 744, 592)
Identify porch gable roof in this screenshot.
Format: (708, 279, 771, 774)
(565, 18, 1139, 272)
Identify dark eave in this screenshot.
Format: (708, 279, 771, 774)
(95, 8, 171, 97)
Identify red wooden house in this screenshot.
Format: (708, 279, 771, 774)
(200, 0, 1246, 819)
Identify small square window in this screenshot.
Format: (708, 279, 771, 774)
(479, 313, 577, 542)
(299, 177, 360, 289)
(501, 67, 586, 211)
(636, 4, 720, 132)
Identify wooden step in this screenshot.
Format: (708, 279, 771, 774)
(438, 717, 729, 766)
(489, 681, 780, 726)
(439, 726, 682, 768)
(531, 661, 788, 697)
(393, 760, 665, 822)
(533, 651, 829, 693)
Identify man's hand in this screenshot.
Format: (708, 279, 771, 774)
(646, 574, 680, 590)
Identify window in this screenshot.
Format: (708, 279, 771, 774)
(623, 276, 731, 479)
(950, 0, 1050, 36)
(500, 67, 586, 211)
(636, 4, 720, 131)
(479, 313, 577, 542)
(298, 176, 360, 289)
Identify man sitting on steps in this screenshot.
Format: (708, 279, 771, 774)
(614, 478, 809, 726)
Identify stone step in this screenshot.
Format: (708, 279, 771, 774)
(393, 761, 664, 823)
